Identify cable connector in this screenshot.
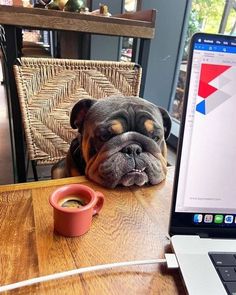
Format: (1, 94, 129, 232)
(164, 253, 179, 269)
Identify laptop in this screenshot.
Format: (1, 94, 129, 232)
(169, 32, 236, 295)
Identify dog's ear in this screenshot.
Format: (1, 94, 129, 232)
(158, 107, 172, 140)
(70, 99, 96, 131)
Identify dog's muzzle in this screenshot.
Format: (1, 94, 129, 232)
(85, 132, 167, 188)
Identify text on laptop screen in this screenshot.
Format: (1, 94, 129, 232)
(175, 35, 236, 215)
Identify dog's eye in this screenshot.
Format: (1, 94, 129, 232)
(151, 131, 161, 142)
(99, 132, 111, 142)
(150, 128, 163, 142)
(152, 136, 159, 142)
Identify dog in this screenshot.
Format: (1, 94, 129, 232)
(51, 96, 172, 188)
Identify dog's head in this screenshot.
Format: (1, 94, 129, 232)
(70, 96, 171, 188)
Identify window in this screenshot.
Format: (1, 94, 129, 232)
(120, 0, 138, 62)
(170, 0, 236, 123)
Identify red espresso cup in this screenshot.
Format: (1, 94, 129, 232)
(49, 184, 104, 237)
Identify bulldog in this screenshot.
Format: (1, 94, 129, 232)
(51, 96, 172, 188)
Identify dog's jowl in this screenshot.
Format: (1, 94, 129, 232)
(51, 96, 172, 188)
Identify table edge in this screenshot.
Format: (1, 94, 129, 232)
(0, 167, 175, 192)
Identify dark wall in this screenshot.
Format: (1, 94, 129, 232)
(90, 0, 123, 61)
(89, 0, 192, 110)
(141, 0, 191, 109)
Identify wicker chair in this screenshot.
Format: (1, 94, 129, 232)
(14, 57, 142, 180)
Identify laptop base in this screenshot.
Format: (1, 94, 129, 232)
(171, 235, 236, 295)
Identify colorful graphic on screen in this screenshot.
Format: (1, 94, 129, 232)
(196, 64, 232, 115)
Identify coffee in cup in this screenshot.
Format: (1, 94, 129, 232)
(49, 184, 104, 237)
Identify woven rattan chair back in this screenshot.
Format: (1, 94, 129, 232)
(14, 57, 142, 178)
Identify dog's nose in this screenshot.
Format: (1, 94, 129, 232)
(122, 144, 142, 156)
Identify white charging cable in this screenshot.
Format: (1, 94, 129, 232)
(0, 255, 178, 293)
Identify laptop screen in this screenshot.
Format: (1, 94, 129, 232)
(169, 33, 236, 237)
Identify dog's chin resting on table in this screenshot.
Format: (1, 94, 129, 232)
(51, 96, 172, 188)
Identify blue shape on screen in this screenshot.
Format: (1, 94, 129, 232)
(196, 100, 206, 114)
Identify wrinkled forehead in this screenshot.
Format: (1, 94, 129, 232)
(85, 99, 162, 126)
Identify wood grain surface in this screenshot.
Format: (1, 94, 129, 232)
(0, 167, 186, 294)
(0, 6, 155, 38)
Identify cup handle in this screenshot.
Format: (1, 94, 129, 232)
(93, 191, 104, 215)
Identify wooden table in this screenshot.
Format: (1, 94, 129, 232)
(0, 167, 186, 294)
